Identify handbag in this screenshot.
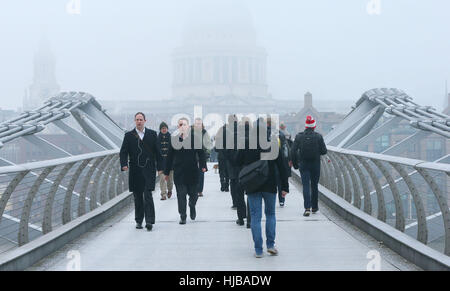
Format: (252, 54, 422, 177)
(238, 160, 269, 194)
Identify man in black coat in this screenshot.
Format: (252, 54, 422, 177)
(120, 112, 162, 231)
(164, 117, 207, 225)
(291, 116, 327, 217)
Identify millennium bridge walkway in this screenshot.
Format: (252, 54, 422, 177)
(0, 89, 449, 271)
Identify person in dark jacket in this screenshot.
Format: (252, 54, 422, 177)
(225, 117, 251, 226)
(276, 122, 293, 207)
(164, 117, 207, 225)
(235, 118, 289, 258)
(216, 124, 230, 193)
(193, 118, 212, 197)
(120, 112, 162, 231)
(223, 115, 245, 219)
(291, 115, 327, 217)
(216, 115, 240, 208)
(157, 122, 173, 200)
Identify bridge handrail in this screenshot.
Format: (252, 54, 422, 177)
(0, 149, 128, 254)
(0, 150, 118, 175)
(327, 145, 450, 173)
(321, 146, 450, 256)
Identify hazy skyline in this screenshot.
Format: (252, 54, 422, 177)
(0, 0, 449, 111)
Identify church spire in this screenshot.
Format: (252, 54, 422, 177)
(23, 37, 60, 111)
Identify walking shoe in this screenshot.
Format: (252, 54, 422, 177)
(303, 209, 311, 217)
(280, 202, 285, 207)
(236, 219, 244, 226)
(254, 253, 264, 258)
(145, 224, 153, 231)
(190, 207, 196, 220)
(179, 219, 186, 225)
(167, 191, 172, 199)
(160, 195, 167, 201)
(246, 223, 251, 229)
(198, 192, 203, 197)
(224, 187, 229, 192)
(267, 248, 279, 256)
(312, 208, 319, 214)
(220, 186, 225, 192)
(136, 223, 143, 229)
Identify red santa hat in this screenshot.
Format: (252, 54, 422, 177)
(305, 115, 316, 129)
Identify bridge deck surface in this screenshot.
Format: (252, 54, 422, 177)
(29, 164, 419, 271)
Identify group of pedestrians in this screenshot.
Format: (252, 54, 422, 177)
(120, 113, 208, 230)
(215, 114, 327, 257)
(120, 112, 327, 258)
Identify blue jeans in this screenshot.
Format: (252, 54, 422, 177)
(299, 161, 321, 210)
(247, 192, 277, 255)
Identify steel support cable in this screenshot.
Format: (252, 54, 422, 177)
(77, 157, 106, 216)
(371, 160, 405, 231)
(325, 154, 339, 196)
(100, 156, 119, 204)
(356, 156, 387, 222)
(389, 163, 428, 244)
(18, 166, 55, 246)
(62, 159, 92, 224)
(340, 154, 362, 209)
(347, 155, 372, 214)
(415, 167, 450, 256)
(332, 153, 353, 203)
(89, 155, 114, 211)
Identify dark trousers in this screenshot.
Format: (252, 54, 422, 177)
(197, 168, 205, 193)
(275, 166, 285, 204)
(230, 179, 246, 220)
(133, 167, 155, 225)
(175, 183, 198, 220)
(218, 159, 229, 189)
(133, 190, 155, 225)
(299, 161, 321, 210)
(230, 178, 239, 207)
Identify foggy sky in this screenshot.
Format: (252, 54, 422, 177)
(0, 0, 449, 111)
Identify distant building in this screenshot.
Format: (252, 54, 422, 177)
(23, 37, 60, 111)
(172, 0, 268, 101)
(281, 92, 345, 136)
(101, 0, 303, 129)
(444, 93, 450, 115)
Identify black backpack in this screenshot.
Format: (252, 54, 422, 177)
(298, 132, 320, 161)
(238, 160, 269, 194)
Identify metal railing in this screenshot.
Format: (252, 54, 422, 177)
(320, 146, 450, 256)
(0, 150, 128, 254)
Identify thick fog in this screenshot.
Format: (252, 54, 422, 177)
(0, 0, 449, 111)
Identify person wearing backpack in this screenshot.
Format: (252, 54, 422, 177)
(276, 123, 292, 207)
(235, 119, 289, 258)
(291, 116, 327, 217)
